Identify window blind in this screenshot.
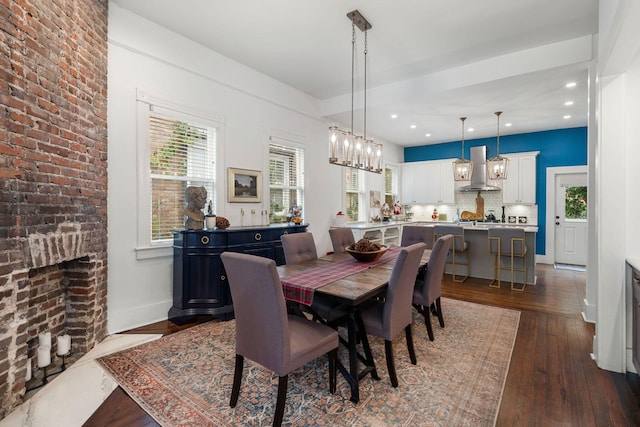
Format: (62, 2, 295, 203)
(269, 139, 304, 223)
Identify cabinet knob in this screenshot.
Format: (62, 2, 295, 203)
(220, 275, 225, 281)
(254, 233, 262, 241)
(201, 236, 210, 245)
(283, 231, 289, 235)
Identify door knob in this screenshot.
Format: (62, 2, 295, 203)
(555, 216, 560, 219)
(555, 222, 560, 225)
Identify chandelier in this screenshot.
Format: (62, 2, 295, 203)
(329, 10, 382, 174)
(486, 111, 509, 179)
(452, 117, 473, 181)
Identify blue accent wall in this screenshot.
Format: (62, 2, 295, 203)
(404, 127, 588, 255)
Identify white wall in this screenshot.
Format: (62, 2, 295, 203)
(106, 3, 401, 333)
(594, 0, 640, 372)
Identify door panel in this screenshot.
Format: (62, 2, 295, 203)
(554, 173, 587, 265)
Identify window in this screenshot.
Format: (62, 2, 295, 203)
(565, 185, 587, 220)
(148, 113, 216, 241)
(345, 168, 364, 222)
(384, 165, 399, 206)
(269, 139, 304, 223)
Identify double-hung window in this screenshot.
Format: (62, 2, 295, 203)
(269, 138, 304, 223)
(345, 168, 364, 222)
(137, 92, 221, 254)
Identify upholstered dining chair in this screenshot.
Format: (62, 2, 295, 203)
(412, 235, 453, 341)
(220, 252, 338, 427)
(400, 225, 435, 249)
(329, 228, 355, 253)
(360, 242, 426, 387)
(281, 232, 318, 264)
(434, 225, 470, 282)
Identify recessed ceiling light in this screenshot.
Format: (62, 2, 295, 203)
(563, 115, 571, 119)
(390, 114, 398, 119)
(565, 82, 577, 88)
(410, 124, 416, 129)
(468, 128, 474, 132)
(425, 133, 431, 137)
(564, 101, 574, 106)
(505, 123, 512, 127)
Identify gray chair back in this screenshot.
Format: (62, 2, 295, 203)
(281, 232, 318, 264)
(220, 252, 289, 374)
(414, 235, 453, 306)
(401, 225, 435, 249)
(434, 225, 466, 252)
(382, 242, 426, 339)
(329, 228, 355, 254)
(488, 227, 526, 256)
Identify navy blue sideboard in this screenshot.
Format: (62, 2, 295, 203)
(170, 224, 309, 323)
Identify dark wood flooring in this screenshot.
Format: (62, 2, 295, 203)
(84, 264, 640, 426)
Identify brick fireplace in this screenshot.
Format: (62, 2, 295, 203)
(0, 0, 109, 419)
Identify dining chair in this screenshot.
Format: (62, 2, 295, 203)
(412, 235, 453, 341)
(329, 228, 355, 253)
(220, 252, 338, 427)
(281, 232, 318, 264)
(400, 225, 435, 249)
(434, 225, 470, 282)
(360, 242, 427, 387)
(488, 227, 527, 291)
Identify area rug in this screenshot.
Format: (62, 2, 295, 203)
(97, 298, 520, 426)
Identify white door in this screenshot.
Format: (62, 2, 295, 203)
(554, 173, 587, 265)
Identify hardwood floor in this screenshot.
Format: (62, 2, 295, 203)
(83, 264, 640, 426)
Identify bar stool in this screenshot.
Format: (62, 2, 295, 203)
(434, 225, 469, 282)
(488, 227, 527, 291)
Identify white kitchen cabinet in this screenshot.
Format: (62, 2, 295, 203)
(425, 160, 455, 204)
(341, 223, 403, 247)
(402, 162, 428, 203)
(502, 152, 539, 204)
(402, 160, 454, 204)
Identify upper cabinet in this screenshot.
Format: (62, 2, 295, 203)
(402, 159, 455, 204)
(502, 152, 539, 204)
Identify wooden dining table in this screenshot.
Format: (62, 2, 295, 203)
(277, 247, 431, 403)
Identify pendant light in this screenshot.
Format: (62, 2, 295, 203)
(328, 10, 382, 174)
(452, 117, 473, 181)
(486, 111, 509, 179)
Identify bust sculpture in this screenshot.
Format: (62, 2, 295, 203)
(184, 186, 207, 229)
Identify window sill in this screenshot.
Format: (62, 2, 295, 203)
(135, 245, 172, 260)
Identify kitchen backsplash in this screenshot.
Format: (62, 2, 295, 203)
(406, 191, 538, 225)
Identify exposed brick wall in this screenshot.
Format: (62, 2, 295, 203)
(0, 0, 108, 418)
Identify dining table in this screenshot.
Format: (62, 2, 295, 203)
(277, 245, 431, 403)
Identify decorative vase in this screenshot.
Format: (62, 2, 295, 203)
(205, 215, 216, 230)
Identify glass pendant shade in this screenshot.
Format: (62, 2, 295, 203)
(487, 111, 509, 180)
(453, 116, 473, 181)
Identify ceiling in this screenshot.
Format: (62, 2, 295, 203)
(111, 0, 599, 146)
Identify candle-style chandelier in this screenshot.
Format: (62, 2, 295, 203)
(452, 117, 473, 181)
(486, 111, 509, 179)
(329, 10, 382, 174)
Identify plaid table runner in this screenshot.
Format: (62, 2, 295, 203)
(282, 246, 402, 305)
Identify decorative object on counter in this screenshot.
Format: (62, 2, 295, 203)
(381, 203, 391, 220)
(215, 216, 230, 229)
(518, 216, 528, 224)
(438, 213, 448, 221)
(370, 215, 381, 222)
(184, 186, 206, 230)
(393, 201, 402, 216)
(460, 191, 485, 220)
(328, 10, 382, 174)
(432, 208, 438, 220)
(487, 111, 509, 180)
(501, 206, 506, 223)
(205, 200, 216, 229)
(508, 215, 517, 223)
(453, 117, 473, 181)
(486, 210, 497, 222)
(346, 238, 388, 262)
(228, 167, 262, 203)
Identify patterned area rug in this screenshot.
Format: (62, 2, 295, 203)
(98, 298, 520, 426)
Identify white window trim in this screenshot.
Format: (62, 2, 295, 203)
(343, 167, 365, 223)
(135, 89, 225, 259)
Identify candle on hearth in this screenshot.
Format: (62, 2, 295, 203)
(26, 359, 32, 381)
(57, 334, 71, 356)
(37, 346, 51, 368)
(38, 331, 51, 348)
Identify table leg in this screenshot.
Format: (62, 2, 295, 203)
(346, 312, 360, 403)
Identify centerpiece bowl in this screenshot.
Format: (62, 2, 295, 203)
(345, 246, 388, 262)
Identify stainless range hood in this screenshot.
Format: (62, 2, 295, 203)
(457, 146, 501, 192)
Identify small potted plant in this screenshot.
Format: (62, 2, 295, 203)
(205, 200, 216, 230)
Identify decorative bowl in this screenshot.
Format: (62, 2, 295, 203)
(345, 246, 388, 262)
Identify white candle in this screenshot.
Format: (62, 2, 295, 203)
(26, 360, 32, 381)
(37, 346, 51, 368)
(38, 331, 51, 348)
(57, 334, 71, 356)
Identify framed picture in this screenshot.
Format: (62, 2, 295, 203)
(228, 167, 262, 203)
(370, 190, 381, 208)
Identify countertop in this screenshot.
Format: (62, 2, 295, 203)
(334, 221, 538, 233)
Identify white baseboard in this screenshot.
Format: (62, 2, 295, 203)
(107, 299, 172, 334)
